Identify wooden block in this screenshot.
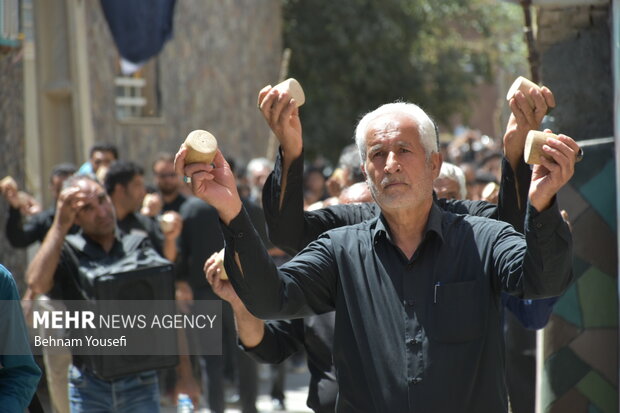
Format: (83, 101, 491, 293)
(506, 76, 540, 108)
(184, 130, 218, 165)
(215, 248, 228, 280)
(525, 130, 556, 165)
(159, 212, 176, 233)
(273, 78, 305, 107)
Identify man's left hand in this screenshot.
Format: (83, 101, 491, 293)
(529, 131, 580, 211)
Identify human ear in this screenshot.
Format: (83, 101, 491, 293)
(431, 152, 442, 180)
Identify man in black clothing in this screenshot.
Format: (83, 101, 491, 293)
(153, 153, 188, 213)
(155, 150, 262, 413)
(202, 84, 567, 413)
(25, 175, 198, 412)
(104, 160, 180, 262)
(178, 100, 575, 413)
(3, 163, 77, 248)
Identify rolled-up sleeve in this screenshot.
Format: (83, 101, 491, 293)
(221, 207, 337, 319)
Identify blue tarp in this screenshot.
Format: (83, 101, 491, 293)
(100, 0, 177, 64)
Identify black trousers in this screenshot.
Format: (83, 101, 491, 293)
(195, 287, 258, 413)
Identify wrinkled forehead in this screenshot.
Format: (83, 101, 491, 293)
(366, 113, 420, 144)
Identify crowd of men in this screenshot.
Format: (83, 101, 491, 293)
(0, 80, 580, 413)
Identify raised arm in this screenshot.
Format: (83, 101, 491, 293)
(26, 187, 83, 295)
(494, 131, 577, 299)
(175, 147, 336, 319)
(258, 85, 303, 209)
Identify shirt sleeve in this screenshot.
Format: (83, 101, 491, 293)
(437, 198, 497, 219)
(498, 157, 531, 233)
(262, 149, 378, 254)
(0, 266, 42, 411)
(221, 207, 337, 319)
(502, 294, 558, 330)
(5, 207, 49, 248)
(241, 319, 306, 364)
(492, 199, 573, 299)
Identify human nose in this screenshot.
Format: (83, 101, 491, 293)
(384, 151, 400, 174)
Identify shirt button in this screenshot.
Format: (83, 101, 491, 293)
(406, 337, 419, 345)
(237, 232, 244, 238)
(536, 223, 543, 229)
(408, 377, 422, 384)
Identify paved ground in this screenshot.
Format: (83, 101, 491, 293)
(161, 365, 313, 413)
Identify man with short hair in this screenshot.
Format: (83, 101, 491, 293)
(78, 143, 119, 176)
(3, 163, 78, 248)
(178, 101, 575, 413)
(433, 162, 467, 200)
(105, 160, 179, 262)
(153, 153, 187, 213)
(26, 175, 163, 412)
(152, 152, 260, 413)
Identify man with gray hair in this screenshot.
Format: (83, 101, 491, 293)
(177, 101, 576, 412)
(433, 162, 467, 200)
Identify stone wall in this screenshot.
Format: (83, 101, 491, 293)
(538, 4, 613, 140)
(85, 0, 282, 177)
(536, 3, 617, 413)
(0, 48, 28, 289)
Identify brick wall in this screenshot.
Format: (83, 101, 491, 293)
(537, 4, 612, 140)
(85, 0, 282, 177)
(0, 49, 28, 288)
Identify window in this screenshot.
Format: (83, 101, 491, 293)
(115, 57, 161, 120)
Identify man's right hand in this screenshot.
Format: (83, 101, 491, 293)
(175, 147, 242, 225)
(504, 86, 555, 170)
(258, 85, 303, 159)
(53, 186, 86, 233)
(0, 177, 22, 209)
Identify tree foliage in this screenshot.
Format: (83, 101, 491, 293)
(282, 0, 526, 162)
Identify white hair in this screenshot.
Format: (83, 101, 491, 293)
(438, 162, 467, 200)
(354, 102, 438, 163)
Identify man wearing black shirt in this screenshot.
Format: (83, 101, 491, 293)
(25, 175, 197, 412)
(104, 160, 180, 262)
(178, 100, 575, 413)
(3, 163, 77, 248)
(153, 153, 188, 213)
(155, 150, 263, 413)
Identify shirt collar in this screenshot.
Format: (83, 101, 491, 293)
(66, 227, 124, 257)
(372, 202, 445, 245)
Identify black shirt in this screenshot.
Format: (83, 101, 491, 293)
(51, 231, 129, 301)
(117, 212, 164, 256)
(254, 150, 534, 413)
(220, 200, 572, 413)
(163, 193, 188, 213)
(177, 196, 270, 291)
